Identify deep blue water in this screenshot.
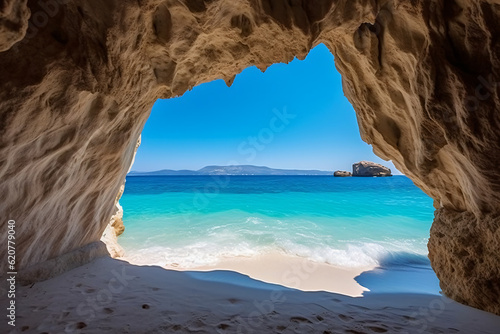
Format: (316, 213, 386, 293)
(119, 176, 436, 278)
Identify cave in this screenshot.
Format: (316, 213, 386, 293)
(0, 0, 499, 317)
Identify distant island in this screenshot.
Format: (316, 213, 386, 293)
(128, 165, 332, 176)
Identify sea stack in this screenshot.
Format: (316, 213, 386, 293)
(334, 171, 352, 177)
(352, 161, 392, 177)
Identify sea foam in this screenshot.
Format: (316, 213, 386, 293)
(119, 175, 434, 271)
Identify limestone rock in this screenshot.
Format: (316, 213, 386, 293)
(334, 170, 352, 177)
(101, 223, 124, 258)
(100, 201, 125, 258)
(352, 161, 392, 177)
(429, 208, 500, 315)
(110, 202, 125, 237)
(101, 135, 141, 257)
(0, 0, 499, 315)
(0, 0, 29, 51)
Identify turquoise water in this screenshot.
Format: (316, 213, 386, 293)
(119, 175, 436, 272)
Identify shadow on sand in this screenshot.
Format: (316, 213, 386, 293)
(355, 252, 440, 296)
(4, 257, 500, 333)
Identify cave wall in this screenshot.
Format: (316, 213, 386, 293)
(0, 0, 499, 314)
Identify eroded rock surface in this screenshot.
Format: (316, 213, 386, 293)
(0, 0, 28, 51)
(101, 135, 141, 258)
(352, 161, 392, 177)
(0, 0, 499, 315)
(101, 200, 125, 258)
(429, 208, 500, 316)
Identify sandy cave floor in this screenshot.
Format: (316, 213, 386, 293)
(1, 257, 500, 334)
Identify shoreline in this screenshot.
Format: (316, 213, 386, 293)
(125, 252, 373, 297)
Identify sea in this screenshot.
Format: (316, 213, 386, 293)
(118, 175, 440, 294)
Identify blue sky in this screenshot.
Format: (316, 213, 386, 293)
(132, 44, 400, 174)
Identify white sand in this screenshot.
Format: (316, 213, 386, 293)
(3, 256, 500, 333)
(180, 252, 372, 297)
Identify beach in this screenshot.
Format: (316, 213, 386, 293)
(192, 252, 372, 297)
(119, 176, 434, 272)
(5, 256, 500, 333)
(5, 175, 499, 333)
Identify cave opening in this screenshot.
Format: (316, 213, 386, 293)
(2, 1, 499, 327)
(112, 44, 438, 295)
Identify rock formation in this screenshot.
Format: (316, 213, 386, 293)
(0, 0, 29, 51)
(0, 0, 499, 315)
(334, 170, 352, 177)
(100, 191, 125, 258)
(101, 135, 141, 258)
(352, 161, 392, 177)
